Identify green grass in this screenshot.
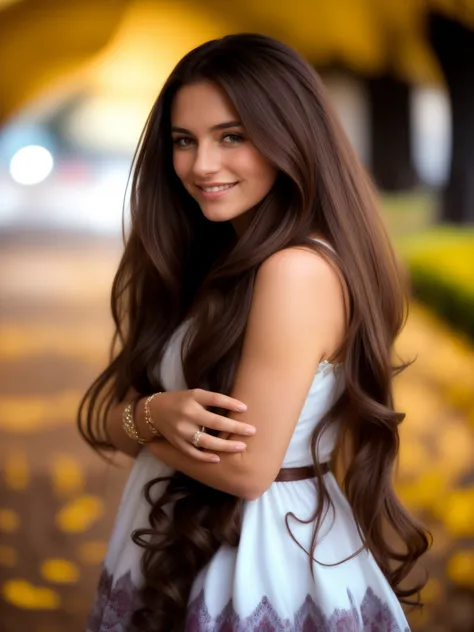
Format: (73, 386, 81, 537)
(379, 192, 474, 340)
(397, 226, 474, 341)
(381, 190, 438, 238)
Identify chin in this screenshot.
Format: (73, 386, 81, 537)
(200, 206, 245, 223)
(200, 210, 230, 223)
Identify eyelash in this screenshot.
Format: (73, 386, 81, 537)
(172, 133, 245, 148)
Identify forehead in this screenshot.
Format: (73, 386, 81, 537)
(171, 81, 239, 128)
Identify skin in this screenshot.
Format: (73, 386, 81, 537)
(171, 80, 278, 234)
(108, 81, 347, 499)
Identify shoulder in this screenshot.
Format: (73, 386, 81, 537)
(254, 245, 344, 313)
(258, 244, 338, 281)
(245, 245, 346, 359)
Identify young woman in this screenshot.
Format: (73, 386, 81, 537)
(80, 33, 430, 632)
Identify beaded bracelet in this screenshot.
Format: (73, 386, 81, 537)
(144, 393, 162, 438)
(122, 402, 149, 445)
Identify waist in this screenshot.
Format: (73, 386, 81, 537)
(275, 462, 330, 482)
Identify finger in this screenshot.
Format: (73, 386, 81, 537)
(198, 410, 256, 436)
(147, 439, 221, 463)
(197, 433, 247, 454)
(179, 441, 222, 462)
(193, 389, 247, 412)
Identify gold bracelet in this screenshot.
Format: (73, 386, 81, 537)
(144, 393, 162, 438)
(122, 402, 149, 445)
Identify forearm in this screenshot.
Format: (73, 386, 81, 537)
(105, 395, 157, 459)
(147, 441, 255, 499)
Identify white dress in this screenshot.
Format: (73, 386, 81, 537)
(87, 247, 411, 632)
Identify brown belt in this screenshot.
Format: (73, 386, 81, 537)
(275, 462, 330, 482)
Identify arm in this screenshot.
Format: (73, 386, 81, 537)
(148, 246, 346, 500)
(104, 388, 253, 460)
(104, 388, 142, 458)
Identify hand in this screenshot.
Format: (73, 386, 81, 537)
(148, 389, 256, 462)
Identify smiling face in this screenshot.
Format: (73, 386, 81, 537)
(171, 81, 278, 229)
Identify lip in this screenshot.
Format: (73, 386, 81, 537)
(196, 182, 239, 200)
(196, 181, 236, 187)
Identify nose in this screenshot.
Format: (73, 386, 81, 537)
(192, 141, 220, 177)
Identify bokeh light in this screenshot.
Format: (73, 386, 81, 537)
(9, 145, 54, 185)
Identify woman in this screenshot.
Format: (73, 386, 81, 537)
(80, 33, 430, 632)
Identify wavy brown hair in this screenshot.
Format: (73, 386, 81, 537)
(78, 33, 431, 631)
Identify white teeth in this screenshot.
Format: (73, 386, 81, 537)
(202, 183, 235, 192)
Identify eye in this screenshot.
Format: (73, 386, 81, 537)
(172, 137, 194, 148)
(222, 133, 245, 145)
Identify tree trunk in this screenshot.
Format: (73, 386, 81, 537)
(366, 74, 417, 191)
(428, 12, 474, 224)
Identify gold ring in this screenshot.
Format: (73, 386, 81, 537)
(192, 426, 205, 449)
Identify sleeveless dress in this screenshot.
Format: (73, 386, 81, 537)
(87, 241, 411, 632)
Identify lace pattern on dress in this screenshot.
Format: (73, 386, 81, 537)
(187, 587, 410, 632)
(86, 566, 409, 632)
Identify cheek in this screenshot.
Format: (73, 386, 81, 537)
(173, 152, 189, 183)
(239, 148, 277, 192)
(251, 161, 277, 193)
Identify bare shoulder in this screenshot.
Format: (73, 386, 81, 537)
(256, 245, 344, 309)
(249, 245, 346, 361)
(258, 244, 338, 279)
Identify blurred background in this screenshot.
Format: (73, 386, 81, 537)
(0, 1, 473, 630)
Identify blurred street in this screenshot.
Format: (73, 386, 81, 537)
(0, 233, 129, 631)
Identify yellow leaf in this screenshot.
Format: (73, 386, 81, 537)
(50, 455, 84, 497)
(447, 551, 474, 588)
(442, 488, 474, 537)
(40, 559, 80, 584)
(56, 495, 104, 533)
(2, 579, 60, 610)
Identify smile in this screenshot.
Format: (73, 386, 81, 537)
(199, 183, 238, 192)
(197, 182, 239, 199)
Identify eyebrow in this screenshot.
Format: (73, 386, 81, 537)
(171, 120, 243, 134)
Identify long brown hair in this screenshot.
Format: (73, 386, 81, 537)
(78, 33, 430, 631)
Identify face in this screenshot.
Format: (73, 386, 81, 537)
(171, 81, 278, 230)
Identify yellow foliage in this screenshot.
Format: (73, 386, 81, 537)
(396, 470, 449, 514)
(0, 323, 110, 361)
(0, 391, 82, 433)
(400, 229, 474, 289)
(2, 579, 60, 610)
(441, 488, 474, 537)
(397, 440, 431, 479)
(40, 559, 80, 584)
(50, 454, 84, 497)
(447, 551, 474, 588)
(56, 495, 104, 533)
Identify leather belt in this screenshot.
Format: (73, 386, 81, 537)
(275, 462, 330, 482)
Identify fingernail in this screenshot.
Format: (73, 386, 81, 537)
(210, 456, 220, 462)
(234, 443, 246, 451)
(237, 404, 247, 411)
(244, 426, 256, 435)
